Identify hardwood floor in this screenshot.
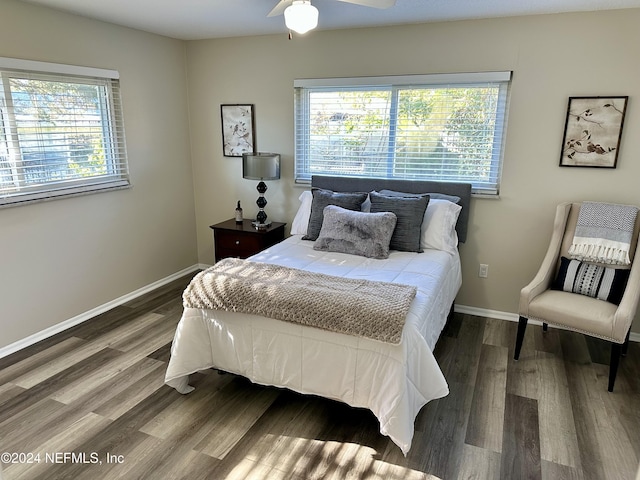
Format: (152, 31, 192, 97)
(1, 273, 639, 479)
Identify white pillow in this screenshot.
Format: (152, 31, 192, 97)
(421, 199, 462, 254)
(290, 190, 313, 235)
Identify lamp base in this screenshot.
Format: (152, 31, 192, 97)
(252, 220, 272, 230)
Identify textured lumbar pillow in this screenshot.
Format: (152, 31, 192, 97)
(553, 256, 630, 305)
(313, 205, 397, 259)
(303, 188, 369, 241)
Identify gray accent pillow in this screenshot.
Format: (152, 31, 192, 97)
(370, 191, 430, 253)
(313, 205, 397, 259)
(379, 189, 461, 205)
(303, 188, 368, 241)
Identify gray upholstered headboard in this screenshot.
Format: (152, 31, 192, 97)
(311, 175, 472, 243)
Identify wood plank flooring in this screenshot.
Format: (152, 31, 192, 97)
(1, 273, 639, 479)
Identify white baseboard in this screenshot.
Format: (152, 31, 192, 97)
(454, 304, 519, 322)
(454, 304, 640, 343)
(0, 264, 203, 360)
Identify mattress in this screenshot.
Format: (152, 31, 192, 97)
(165, 235, 461, 454)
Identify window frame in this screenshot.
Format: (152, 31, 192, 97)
(294, 71, 511, 195)
(0, 57, 129, 208)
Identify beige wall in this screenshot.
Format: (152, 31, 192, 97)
(0, 0, 197, 349)
(186, 9, 640, 329)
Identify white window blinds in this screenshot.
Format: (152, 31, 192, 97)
(294, 72, 511, 195)
(0, 57, 129, 207)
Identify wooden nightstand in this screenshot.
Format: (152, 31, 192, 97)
(210, 219, 286, 262)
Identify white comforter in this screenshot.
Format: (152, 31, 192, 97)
(165, 235, 461, 454)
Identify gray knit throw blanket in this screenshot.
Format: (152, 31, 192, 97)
(183, 258, 417, 344)
(568, 201, 638, 265)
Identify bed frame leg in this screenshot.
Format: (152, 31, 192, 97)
(447, 303, 455, 322)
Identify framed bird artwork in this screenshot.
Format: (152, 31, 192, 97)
(559, 96, 628, 168)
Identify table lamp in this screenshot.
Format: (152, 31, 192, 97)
(242, 152, 281, 229)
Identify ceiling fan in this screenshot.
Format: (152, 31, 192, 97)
(268, 0, 397, 35)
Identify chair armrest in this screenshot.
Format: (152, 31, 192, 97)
(519, 203, 572, 316)
(613, 248, 640, 342)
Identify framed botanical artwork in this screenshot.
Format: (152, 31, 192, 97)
(559, 96, 628, 168)
(221, 104, 256, 157)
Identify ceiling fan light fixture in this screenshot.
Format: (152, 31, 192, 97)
(284, 0, 319, 34)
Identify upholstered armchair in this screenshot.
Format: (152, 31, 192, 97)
(515, 201, 640, 392)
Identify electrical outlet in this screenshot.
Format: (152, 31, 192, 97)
(479, 264, 489, 278)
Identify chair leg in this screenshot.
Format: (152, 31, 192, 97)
(514, 316, 528, 360)
(608, 342, 623, 392)
(542, 322, 548, 332)
(622, 329, 631, 356)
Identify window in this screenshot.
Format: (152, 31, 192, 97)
(0, 57, 129, 207)
(294, 72, 511, 195)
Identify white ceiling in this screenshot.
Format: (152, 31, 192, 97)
(19, 0, 640, 40)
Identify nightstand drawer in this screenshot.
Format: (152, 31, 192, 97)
(210, 219, 286, 263)
(216, 232, 262, 252)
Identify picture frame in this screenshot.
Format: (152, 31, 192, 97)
(221, 104, 256, 157)
(559, 96, 628, 168)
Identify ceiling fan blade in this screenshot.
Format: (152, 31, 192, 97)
(268, 0, 294, 17)
(335, 0, 396, 8)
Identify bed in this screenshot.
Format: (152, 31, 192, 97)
(165, 175, 472, 455)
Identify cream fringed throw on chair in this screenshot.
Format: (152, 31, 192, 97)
(568, 201, 639, 266)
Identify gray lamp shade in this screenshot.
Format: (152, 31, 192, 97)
(242, 153, 280, 180)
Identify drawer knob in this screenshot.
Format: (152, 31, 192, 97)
(235, 240, 240, 245)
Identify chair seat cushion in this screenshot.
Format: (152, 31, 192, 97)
(528, 290, 621, 342)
